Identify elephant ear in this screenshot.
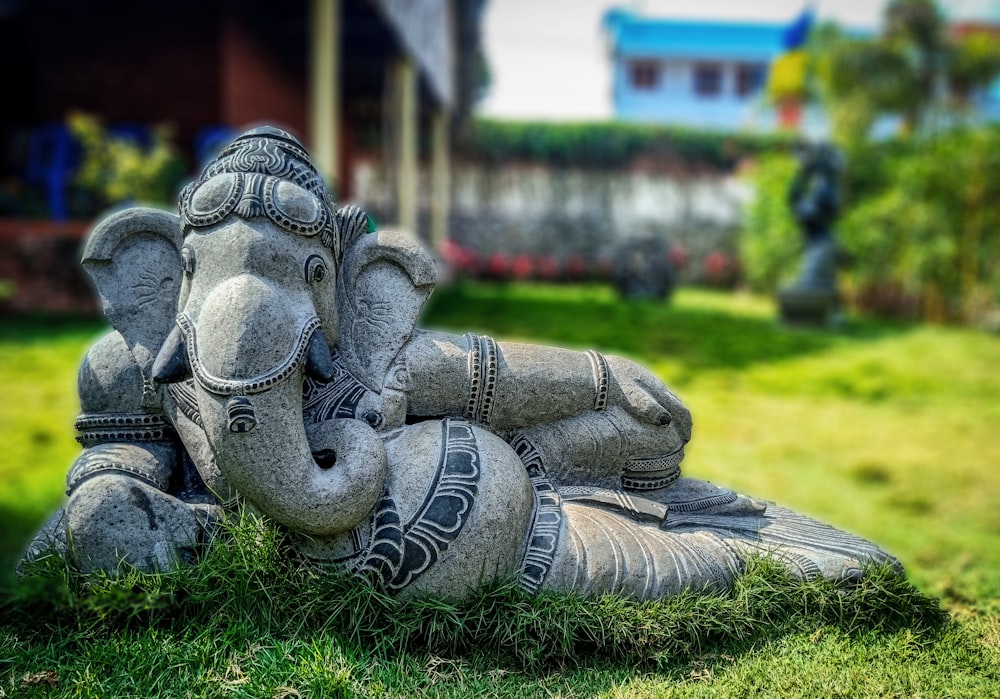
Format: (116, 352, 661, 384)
(335, 229, 438, 392)
(81, 207, 183, 375)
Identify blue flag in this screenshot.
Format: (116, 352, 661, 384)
(782, 6, 815, 50)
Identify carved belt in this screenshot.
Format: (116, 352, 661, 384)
(351, 418, 482, 591)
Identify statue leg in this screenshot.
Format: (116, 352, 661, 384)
(40, 443, 221, 574)
(511, 407, 765, 515)
(543, 502, 742, 598)
(543, 502, 897, 600)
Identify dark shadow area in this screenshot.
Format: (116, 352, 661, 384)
(0, 502, 58, 588)
(0, 313, 107, 344)
(422, 282, 915, 372)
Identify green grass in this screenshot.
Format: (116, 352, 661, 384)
(1, 284, 998, 697)
(0, 519, 962, 698)
(0, 315, 108, 578)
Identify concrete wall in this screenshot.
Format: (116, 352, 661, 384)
(352, 158, 751, 281)
(0, 159, 752, 314)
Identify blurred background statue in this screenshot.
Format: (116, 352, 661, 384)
(778, 142, 843, 325)
(612, 236, 676, 301)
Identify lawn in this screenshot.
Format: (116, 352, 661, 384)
(1, 283, 997, 698)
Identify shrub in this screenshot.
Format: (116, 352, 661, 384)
(838, 127, 1000, 322)
(458, 120, 795, 172)
(739, 153, 801, 293)
(741, 127, 1000, 323)
(67, 111, 187, 211)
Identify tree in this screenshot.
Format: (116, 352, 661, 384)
(815, 0, 1000, 143)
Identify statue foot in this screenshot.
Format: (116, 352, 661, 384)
(17, 508, 70, 574)
(557, 477, 768, 531)
(65, 473, 221, 574)
(745, 505, 901, 582)
(632, 477, 768, 517)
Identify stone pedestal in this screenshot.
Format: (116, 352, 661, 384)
(778, 287, 838, 326)
(778, 235, 840, 327)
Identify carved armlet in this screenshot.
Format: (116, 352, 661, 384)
(464, 332, 499, 425)
(463, 334, 609, 428)
(584, 350, 610, 412)
(75, 412, 176, 448)
(67, 414, 178, 494)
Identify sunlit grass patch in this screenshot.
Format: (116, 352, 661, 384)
(423, 283, 1000, 604)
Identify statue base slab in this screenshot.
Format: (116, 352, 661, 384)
(778, 287, 838, 327)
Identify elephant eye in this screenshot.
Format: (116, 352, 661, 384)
(181, 246, 196, 275)
(305, 254, 327, 284)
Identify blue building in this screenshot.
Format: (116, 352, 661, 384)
(602, 8, 800, 130)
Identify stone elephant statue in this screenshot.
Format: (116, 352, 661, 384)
(22, 127, 895, 600)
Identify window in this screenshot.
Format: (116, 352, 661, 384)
(629, 60, 660, 90)
(693, 63, 722, 97)
(736, 63, 768, 97)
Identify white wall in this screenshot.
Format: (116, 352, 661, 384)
(351, 158, 752, 280)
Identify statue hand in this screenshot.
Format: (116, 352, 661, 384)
(605, 355, 686, 429)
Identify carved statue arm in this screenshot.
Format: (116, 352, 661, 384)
(399, 329, 684, 432)
(69, 330, 181, 494)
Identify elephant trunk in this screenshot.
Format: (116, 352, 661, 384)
(158, 274, 386, 536)
(198, 385, 386, 535)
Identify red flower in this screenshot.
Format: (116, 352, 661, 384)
(669, 245, 688, 270)
(704, 250, 733, 280)
(565, 254, 588, 279)
(485, 253, 511, 278)
(511, 254, 533, 279)
(536, 256, 560, 280)
(441, 241, 477, 271)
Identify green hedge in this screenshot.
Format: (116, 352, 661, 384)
(458, 119, 796, 171)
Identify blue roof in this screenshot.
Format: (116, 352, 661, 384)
(603, 10, 788, 61)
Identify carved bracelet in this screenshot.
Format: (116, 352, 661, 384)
(465, 333, 498, 425)
(585, 350, 610, 412)
(75, 412, 174, 447)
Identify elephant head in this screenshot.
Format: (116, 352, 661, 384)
(82, 126, 437, 536)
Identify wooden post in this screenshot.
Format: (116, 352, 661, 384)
(392, 57, 418, 234)
(430, 108, 450, 252)
(309, 0, 339, 190)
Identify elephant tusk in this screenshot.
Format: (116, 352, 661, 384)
(152, 325, 191, 384)
(305, 328, 336, 382)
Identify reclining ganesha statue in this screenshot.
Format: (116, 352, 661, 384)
(21, 127, 896, 600)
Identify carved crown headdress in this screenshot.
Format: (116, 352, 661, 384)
(178, 126, 366, 261)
